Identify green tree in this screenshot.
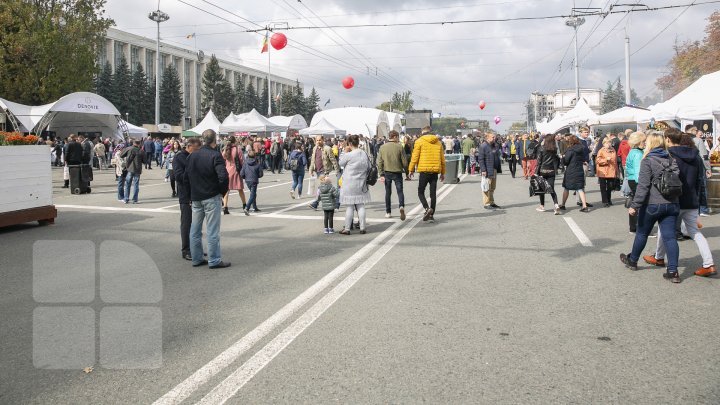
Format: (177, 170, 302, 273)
(159, 65, 183, 125)
(111, 55, 131, 117)
(376, 101, 392, 111)
(201, 55, 225, 115)
(260, 86, 272, 117)
(390, 91, 414, 112)
(431, 117, 466, 137)
(304, 87, 321, 122)
(233, 77, 246, 114)
(128, 63, 151, 125)
(600, 80, 617, 114)
(94, 61, 113, 101)
(147, 78, 157, 124)
(0, 0, 114, 105)
(244, 82, 261, 114)
(213, 79, 235, 121)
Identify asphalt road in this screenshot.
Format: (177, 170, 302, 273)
(1, 162, 719, 404)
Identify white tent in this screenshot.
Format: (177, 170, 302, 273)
(33, 92, 123, 139)
(648, 71, 720, 122)
(557, 99, 599, 128)
(299, 117, 347, 137)
(310, 107, 390, 138)
(219, 109, 285, 133)
(268, 115, 308, 130)
(185, 109, 222, 136)
(0, 98, 53, 132)
(385, 112, 403, 133)
(594, 106, 653, 125)
(536, 113, 565, 134)
(117, 120, 149, 139)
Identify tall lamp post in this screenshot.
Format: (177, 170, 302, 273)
(565, 14, 586, 104)
(148, 6, 169, 126)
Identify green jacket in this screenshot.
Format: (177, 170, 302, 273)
(377, 141, 408, 175)
(461, 137, 475, 156)
(318, 182, 338, 211)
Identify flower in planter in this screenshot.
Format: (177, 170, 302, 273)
(0, 132, 38, 145)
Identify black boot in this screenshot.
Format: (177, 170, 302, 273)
(62, 180, 69, 188)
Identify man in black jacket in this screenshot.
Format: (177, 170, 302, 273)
(478, 133, 502, 209)
(173, 138, 201, 261)
(187, 130, 230, 269)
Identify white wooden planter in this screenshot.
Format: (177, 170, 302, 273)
(0, 145, 56, 226)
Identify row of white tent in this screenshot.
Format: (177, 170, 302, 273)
(536, 70, 720, 142)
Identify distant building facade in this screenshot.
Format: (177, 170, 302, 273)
(527, 88, 603, 130)
(100, 28, 301, 128)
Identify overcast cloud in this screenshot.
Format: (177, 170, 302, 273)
(105, 0, 716, 130)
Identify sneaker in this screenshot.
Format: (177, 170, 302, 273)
(643, 255, 665, 267)
(536, 207, 546, 212)
(428, 216, 435, 223)
(328, 228, 335, 234)
(118, 198, 124, 202)
(308, 203, 318, 211)
(164, 178, 168, 183)
(243, 209, 250, 216)
(423, 208, 434, 221)
(663, 272, 682, 283)
(700, 212, 710, 217)
(132, 201, 139, 204)
(695, 266, 717, 277)
(324, 228, 330, 234)
(558, 205, 567, 211)
(253, 208, 262, 212)
(400, 207, 406, 221)
(649, 233, 657, 238)
(554, 207, 560, 215)
(489, 203, 501, 209)
(385, 213, 392, 219)
(290, 191, 295, 199)
(123, 200, 129, 204)
(620, 253, 638, 270)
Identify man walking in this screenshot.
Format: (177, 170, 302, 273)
(688, 125, 712, 216)
(308, 135, 339, 210)
(461, 135, 475, 175)
(478, 132, 502, 209)
(520, 133, 532, 179)
(174, 137, 200, 261)
(94, 140, 107, 170)
(119, 140, 146, 204)
(143, 137, 154, 170)
(187, 130, 230, 269)
(377, 130, 408, 220)
(409, 126, 446, 222)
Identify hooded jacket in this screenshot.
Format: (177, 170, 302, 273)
(288, 150, 308, 173)
(668, 146, 707, 209)
(630, 148, 680, 209)
(409, 134, 446, 174)
(562, 143, 586, 190)
(318, 182, 339, 211)
(240, 157, 264, 185)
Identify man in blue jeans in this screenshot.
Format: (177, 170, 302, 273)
(377, 130, 408, 220)
(187, 130, 231, 269)
(119, 140, 146, 204)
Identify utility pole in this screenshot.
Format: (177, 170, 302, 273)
(625, 31, 631, 105)
(566, 14, 586, 104)
(148, 5, 169, 126)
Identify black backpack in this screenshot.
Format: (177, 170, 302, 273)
(365, 152, 378, 187)
(653, 156, 683, 199)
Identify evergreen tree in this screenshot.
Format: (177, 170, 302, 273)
(201, 55, 225, 115)
(614, 78, 625, 109)
(129, 63, 151, 125)
(95, 61, 114, 102)
(630, 88, 641, 106)
(259, 86, 269, 116)
(600, 80, 619, 114)
(293, 80, 306, 118)
(159, 65, 184, 125)
(304, 87, 321, 122)
(111, 55, 132, 118)
(213, 79, 235, 121)
(233, 77, 246, 113)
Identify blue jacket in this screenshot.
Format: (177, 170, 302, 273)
(154, 141, 162, 154)
(579, 138, 590, 163)
(625, 148, 643, 182)
(240, 157, 264, 185)
(143, 140, 155, 153)
(477, 141, 501, 177)
(288, 150, 307, 173)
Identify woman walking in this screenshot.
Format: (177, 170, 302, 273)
(534, 134, 560, 214)
(165, 140, 181, 197)
(559, 135, 589, 212)
(624, 132, 645, 233)
(222, 136, 248, 215)
(288, 143, 308, 199)
(596, 137, 619, 207)
(338, 135, 371, 235)
(620, 132, 682, 283)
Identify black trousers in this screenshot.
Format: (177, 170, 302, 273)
(323, 210, 334, 229)
(169, 169, 176, 194)
(145, 152, 153, 169)
(180, 202, 191, 255)
(538, 174, 558, 206)
(272, 154, 282, 172)
(418, 172, 438, 211)
(628, 180, 637, 232)
(599, 178, 614, 204)
(509, 155, 517, 178)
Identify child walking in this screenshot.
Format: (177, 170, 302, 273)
(240, 150, 264, 215)
(317, 175, 339, 234)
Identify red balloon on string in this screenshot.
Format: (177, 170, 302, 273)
(479, 100, 486, 110)
(270, 33, 287, 50)
(342, 76, 355, 89)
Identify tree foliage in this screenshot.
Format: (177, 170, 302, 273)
(305, 87, 321, 122)
(201, 55, 234, 118)
(94, 61, 113, 101)
(111, 55, 131, 117)
(377, 91, 414, 112)
(160, 65, 183, 125)
(244, 82, 261, 114)
(600, 77, 641, 113)
(233, 77, 246, 114)
(0, 0, 114, 104)
(656, 11, 720, 98)
(129, 63, 153, 125)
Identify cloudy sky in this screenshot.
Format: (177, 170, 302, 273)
(104, 0, 716, 130)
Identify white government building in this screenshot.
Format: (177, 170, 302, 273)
(100, 27, 301, 129)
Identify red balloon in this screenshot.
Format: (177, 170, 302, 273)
(342, 76, 355, 89)
(479, 100, 486, 110)
(270, 32, 287, 50)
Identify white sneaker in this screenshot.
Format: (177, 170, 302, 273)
(290, 191, 295, 199)
(536, 206, 545, 212)
(700, 213, 710, 217)
(385, 213, 392, 218)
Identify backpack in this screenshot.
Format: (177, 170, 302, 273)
(652, 156, 682, 199)
(365, 152, 378, 187)
(526, 141, 538, 158)
(289, 154, 300, 171)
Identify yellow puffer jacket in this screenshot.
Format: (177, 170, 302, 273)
(409, 134, 446, 174)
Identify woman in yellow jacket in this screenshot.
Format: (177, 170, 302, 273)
(409, 126, 446, 222)
(596, 137, 619, 207)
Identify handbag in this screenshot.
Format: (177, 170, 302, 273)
(307, 175, 317, 196)
(365, 151, 378, 187)
(620, 177, 631, 196)
(233, 146, 242, 172)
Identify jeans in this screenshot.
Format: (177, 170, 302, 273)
(463, 155, 470, 174)
(145, 152, 153, 168)
(345, 203, 366, 230)
(538, 174, 558, 206)
(180, 202, 191, 255)
(117, 172, 127, 200)
(655, 209, 714, 268)
(508, 155, 517, 177)
(383, 172, 405, 214)
(418, 172, 438, 211)
(154, 152, 162, 166)
(629, 203, 680, 272)
(190, 195, 222, 266)
(124, 172, 140, 202)
(699, 174, 710, 214)
(291, 171, 305, 196)
(246, 183, 258, 210)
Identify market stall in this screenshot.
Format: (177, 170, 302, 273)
(183, 109, 222, 137)
(310, 107, 390, 138)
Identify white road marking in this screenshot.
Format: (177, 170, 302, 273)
(563, 217, 594, 247)
(152, 177, 462, 405)
(264, 200, 311, 216)
(262, 214, 396, 223)
(56, 204, 179, 213)
(196, 180, 462, 404)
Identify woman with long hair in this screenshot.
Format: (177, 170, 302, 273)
(338, 135, 371, 235)
(165, 140, 181, 197)
(624, 131, 646, 233)
(596, 137, 619, 207)
(620, 132, 682, 283)
(559, 135, 589, 212)
(534, 134, 560, 214)
(222, 136, 248, 215)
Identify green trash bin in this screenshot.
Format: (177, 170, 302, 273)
(443, 153, 463, 184)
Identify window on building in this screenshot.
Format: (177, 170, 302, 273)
(146, 50, 155, 82)
(114, 41, 125, 71)
(184, 60, 191, 121)
(96, 41, 107, 68)
(130, 46, 140, 72)
(196, 63, 202, 119)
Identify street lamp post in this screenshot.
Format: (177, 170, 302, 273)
(148, 7, 169, 126)
(565, 15, 586, 104)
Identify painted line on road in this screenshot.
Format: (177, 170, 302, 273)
(153, 176, 462, 405)
(196, 179, 462, 404)
(261, 214, 397, 223)
(563, 217, 594, 247)
(56, 204, 179, 214)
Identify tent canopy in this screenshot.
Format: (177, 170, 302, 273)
(310, 107, 390, 138)
(117, 120, 149, 139)
(185, 109, 222, 137)
(648, 71, 720, 122)
(385, 112, 403, 133)
(219, 109, 284, 133)
(0, 98, 53, 132)
(536, 113, 565, 134)
(299, 117, 347, 137)
(268, 115, 308, 130)
(537, 99, 598, 134)
(594, 106, 652, 125)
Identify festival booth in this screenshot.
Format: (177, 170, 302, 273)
(0, 98, 53, 133)
(299, 117, 347, 137)
(536, 113, 565, 134)
(591, 105, 652, 135)
(218, 109, 285, 135)
(33, 92, 127, 141)
(183, 109, 222, 137)
(268, 114, 308, 139)
(310, 107, 390, 138)
(386, 112, 403, 133)
(117, 120, 149, 139)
